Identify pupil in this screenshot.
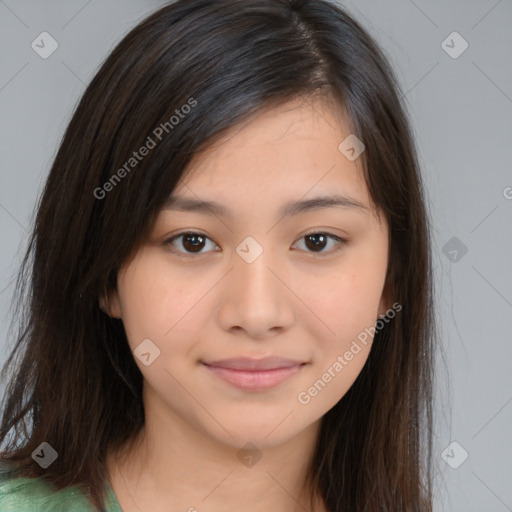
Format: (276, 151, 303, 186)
(306, 233, 326, 251)
(181, 233, 328, 253)
(183, 234, 205, 252)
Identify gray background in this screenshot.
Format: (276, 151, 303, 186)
(1, 1, 511, 510)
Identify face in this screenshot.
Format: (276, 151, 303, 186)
(105, 96, 390, 450)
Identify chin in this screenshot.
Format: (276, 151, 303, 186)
(204, 415, 313, 450)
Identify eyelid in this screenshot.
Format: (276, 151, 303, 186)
(162, 230, 219, 258)
(162, 229, 347, 257)
(292, 230, 347, 255)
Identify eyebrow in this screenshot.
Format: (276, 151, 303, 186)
(163, 193, 369, 220)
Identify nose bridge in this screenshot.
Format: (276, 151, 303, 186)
(234, 235, 280, 306)
(219, 235, 294, 335)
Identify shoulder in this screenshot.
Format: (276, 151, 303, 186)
(0, 471, 52, 510)
(0, 469, 100, 511)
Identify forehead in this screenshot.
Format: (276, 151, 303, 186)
(175, 96, 370, 205)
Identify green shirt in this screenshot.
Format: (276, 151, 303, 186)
(0, 470, 123, 511)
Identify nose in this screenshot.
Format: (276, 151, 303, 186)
(216, 244, 295, 340)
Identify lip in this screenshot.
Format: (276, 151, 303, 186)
(204, 356, 305, 371)
(202, 357, 307, 391)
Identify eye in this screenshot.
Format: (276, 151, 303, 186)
(163, 231, 219, 257)
(292, 231, 346, 255)
(163, 230, 346, 257)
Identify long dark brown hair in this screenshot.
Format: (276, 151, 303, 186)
(0, 0, 436, 510)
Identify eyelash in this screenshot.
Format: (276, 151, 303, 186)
(162, 230, 347, 258)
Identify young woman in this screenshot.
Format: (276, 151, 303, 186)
(0, 0, 436, 510)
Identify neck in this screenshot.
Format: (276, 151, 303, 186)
(107, 397, 326, 511)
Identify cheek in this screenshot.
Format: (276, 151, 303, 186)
(296, 271, 378, 412)
(295, 251, 385, 406)
(298, 257, 385, 342)
(116, 256, 199, 353)
(116, 264, 203, 400)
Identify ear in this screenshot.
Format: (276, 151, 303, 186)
(377, 279, 394, 319)
(99, 287, 122, 319)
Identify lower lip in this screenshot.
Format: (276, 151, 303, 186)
(203, 363, 304, 391)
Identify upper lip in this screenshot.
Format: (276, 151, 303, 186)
(203, 356, 305, 371)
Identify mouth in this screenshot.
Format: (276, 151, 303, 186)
(201, 357, 307, 391)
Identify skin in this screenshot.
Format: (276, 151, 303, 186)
(103, 96, 391, 512)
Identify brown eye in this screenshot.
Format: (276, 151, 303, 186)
(293, 232, 346, 255)
(163, 232, 219, 256)
(180, 233, 206, 253)
(163, 230, 346, 258)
